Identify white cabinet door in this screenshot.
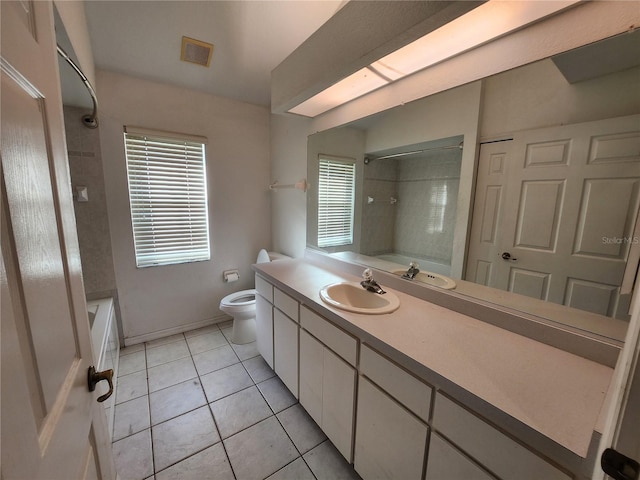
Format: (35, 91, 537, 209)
(299, 329, 324, 425)
(299, 329, 356, 463)
(255, 294, 274, 368)
(322, 346, 356, 462)
(273, 309, 299, 397)
(426, 433, 495, 480)
(355, 377, 428, 480)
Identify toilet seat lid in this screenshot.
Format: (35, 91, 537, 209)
(221, 289, 256, 307)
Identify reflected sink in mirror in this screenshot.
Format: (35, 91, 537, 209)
(320, 282, 400, 314)
(392, 269, 457, 290)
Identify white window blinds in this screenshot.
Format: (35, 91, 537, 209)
(318, 157, 356, 247)
(124, 128, 210, 267)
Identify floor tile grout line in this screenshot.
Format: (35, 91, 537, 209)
(245, 359, 324, 480)
(265, 394, 324, 480)
(151, 439, 228, 478)
(193, 343, 240, 480)
(144, 342, 156, 479)
(205, 403, 239, 480)
(267, 455, 320, 480)
(196, 337, 291, 479)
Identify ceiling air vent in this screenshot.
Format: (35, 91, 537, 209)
(181, 36, 214, 67)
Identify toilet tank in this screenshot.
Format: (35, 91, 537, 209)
(256, 249, 292, 264)
(268, 251, 291, 262)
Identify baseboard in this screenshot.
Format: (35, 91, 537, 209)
(124, 313, 232, 346)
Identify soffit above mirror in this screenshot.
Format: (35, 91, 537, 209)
(273, 1, 639, 133)
(271, 0, 484, 114)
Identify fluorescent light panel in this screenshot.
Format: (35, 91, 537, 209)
(289, 0, 580, 117)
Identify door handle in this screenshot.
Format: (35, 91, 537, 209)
(87, 366, 114, 403)
(601, 448, 640, 480)
(501, 252, 517, 261)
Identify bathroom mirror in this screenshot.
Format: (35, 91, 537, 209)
(307, 32, 640, 341)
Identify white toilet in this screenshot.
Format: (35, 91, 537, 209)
(219, 249, 288, 344)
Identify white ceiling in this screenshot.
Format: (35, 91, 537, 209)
(83, 1, 345, 107)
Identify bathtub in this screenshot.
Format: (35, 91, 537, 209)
(87, 297, 119, 441)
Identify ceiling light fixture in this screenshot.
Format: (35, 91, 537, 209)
(289, 0, 580, 117)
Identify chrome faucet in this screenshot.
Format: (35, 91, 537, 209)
(361, 268, 386, 294)
(402, 262, 420, 280)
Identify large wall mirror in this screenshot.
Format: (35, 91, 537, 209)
(307, 31, 640, 342)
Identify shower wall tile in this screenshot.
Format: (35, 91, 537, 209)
(361, 160, 397, 255)
(393, 151, 462, 264)
(64, 106, 117, 296)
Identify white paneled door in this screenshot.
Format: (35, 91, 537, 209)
(1, 2, 114, 479)
(467, 115, 640, 319)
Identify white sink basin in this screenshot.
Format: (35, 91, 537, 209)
(319, 282, 400, 314)
(392, 269, 457, 290)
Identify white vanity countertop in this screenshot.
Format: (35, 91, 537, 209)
(254, 258, 614, 460)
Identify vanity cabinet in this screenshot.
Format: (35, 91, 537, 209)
(354, 345, 431, 480)
(273, 289, 299, 397)
(255, 275, 274, 368)
(253, 264, 589, 479)
(256, 275, 300, 396)
(299, 306, 357, 463)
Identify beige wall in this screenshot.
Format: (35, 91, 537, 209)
(270, 114, 312, 259)
(307, 126, 366, 254)
(481, 60, 640, 138)
(97, 70, 271, 344)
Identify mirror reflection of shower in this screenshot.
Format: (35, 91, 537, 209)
(360, 136, 464, 276)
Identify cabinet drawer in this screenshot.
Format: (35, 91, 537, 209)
(433, 393, 571, 480)
(255, 275, 273, 303)
(274, 287, 299, 322)
(361, 345, 432, 423)
(300, 306, 357, 366)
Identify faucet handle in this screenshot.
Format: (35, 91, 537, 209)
(409, 262, 419, 269)
(362, 268, 374, 281)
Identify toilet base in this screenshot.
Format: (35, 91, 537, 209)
(231, 316, 256, 344)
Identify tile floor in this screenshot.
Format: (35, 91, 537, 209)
(112, 320, 362, 480)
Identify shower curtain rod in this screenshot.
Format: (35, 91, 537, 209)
(365, 141, 463, 163)
(57, 44, 99, 129)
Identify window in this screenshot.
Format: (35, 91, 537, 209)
(124, 127, 210, 267)
(317, 157, 356, 247)
(426, 182, 448, 234)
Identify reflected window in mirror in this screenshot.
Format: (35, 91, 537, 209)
(427, 182, 448, 234)
(318, 156, 356, 248)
